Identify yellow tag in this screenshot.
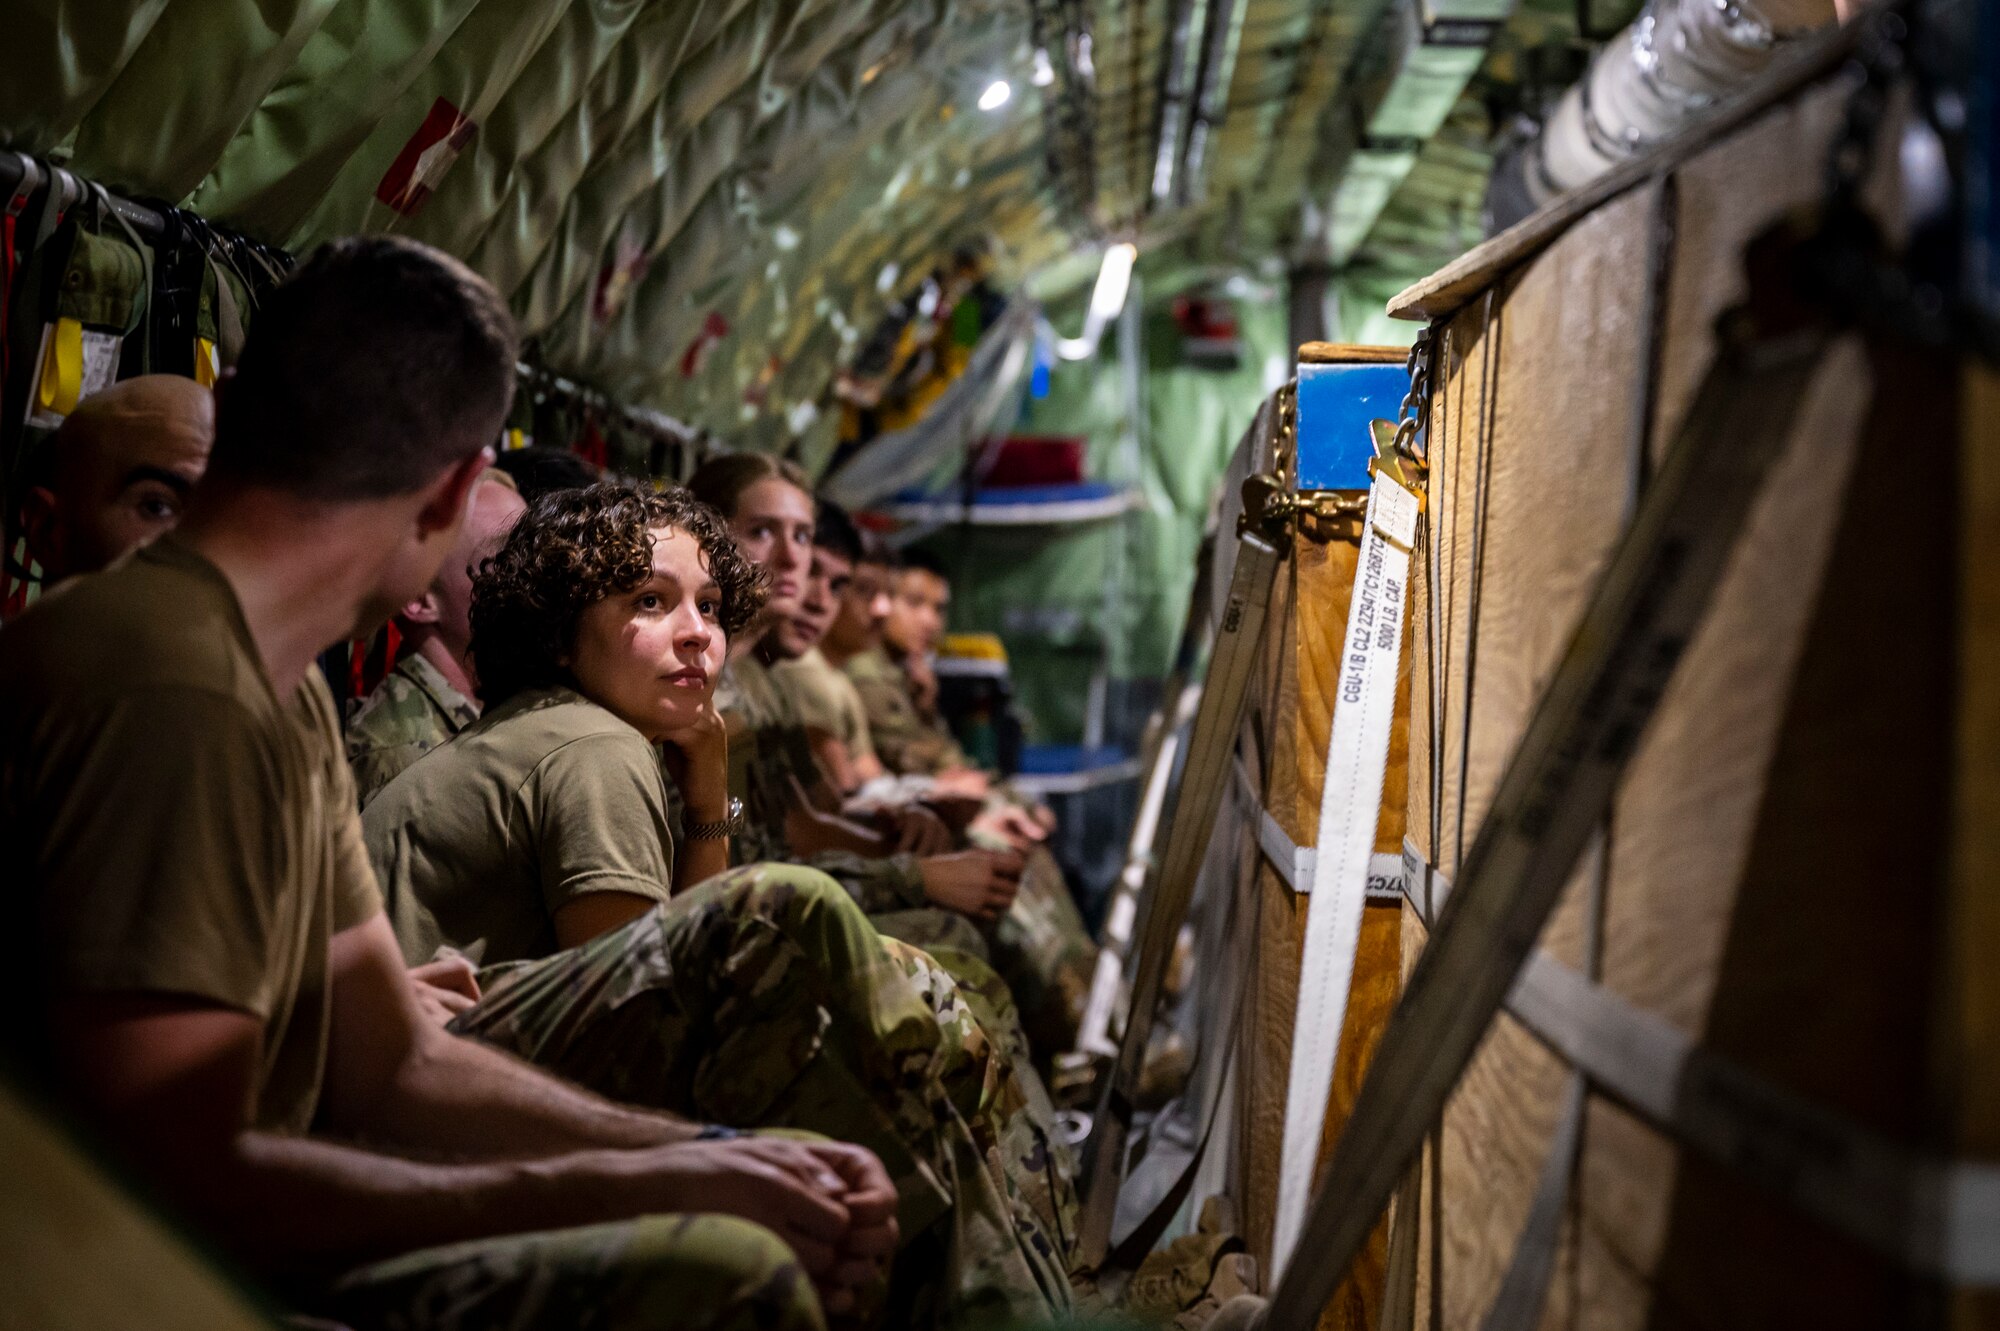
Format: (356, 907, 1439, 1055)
(194, 337, 219, 388)
(38, 318, 84, 417)
(505, 427, 525, 452)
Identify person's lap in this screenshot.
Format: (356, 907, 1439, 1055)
(321, 1213, 824, 1331)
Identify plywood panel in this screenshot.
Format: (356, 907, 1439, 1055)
(1392, 44, 1973, 1331)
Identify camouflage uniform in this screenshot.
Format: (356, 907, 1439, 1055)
(984, 845, 1095, 1056)
(449, 863, 1077, 1326)
(717, 656, 938, 917)
(835, 651, 1098, 1054)
(323, 1214, 824, 1331)
(344, 652, 480, 807)
(844, 646, 970, 777)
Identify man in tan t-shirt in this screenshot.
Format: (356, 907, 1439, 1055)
(0, 237, 891, 1330)
(345, 471, 525, 806)
(772, 530, 884, 797)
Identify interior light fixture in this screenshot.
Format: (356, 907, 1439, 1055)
(978, 79, 1012, 112)
(1057, 242, 1138, 360)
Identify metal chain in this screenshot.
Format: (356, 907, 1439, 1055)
(1387, 325, 1438, 480)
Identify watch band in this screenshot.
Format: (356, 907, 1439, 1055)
(685, 795, 745, 842)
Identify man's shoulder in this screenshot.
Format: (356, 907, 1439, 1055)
(346, 670, 432, 747)
(771, 650, 836, 698)
(1, 553, 257, 709)
(842, 647, 896, 683)
(844, 649, 909, 700)
(345, 657, 471, 758)
(722, 654, 799, 729)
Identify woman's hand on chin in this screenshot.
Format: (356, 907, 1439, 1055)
(658, 700, 729, 801)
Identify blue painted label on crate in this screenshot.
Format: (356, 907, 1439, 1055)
(1296, 361, 1410, 492)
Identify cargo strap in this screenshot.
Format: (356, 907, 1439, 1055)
(1077, 517, 1286, 1270)
(1270, 470, 1420, 1281)
(1236, 763, 1402, 902)
(1098, 793, 1260, 1267)
(1395, 839, 2000, 1287)
(1260, 233, 1842, 1331)
(1077, 680, 1200, 1059)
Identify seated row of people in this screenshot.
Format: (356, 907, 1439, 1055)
(1, 236, 1106, 1330)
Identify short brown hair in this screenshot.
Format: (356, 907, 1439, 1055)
(470, 481, 767, 705)
(684, 451, 810, 521)
(210, 236, 517, 499)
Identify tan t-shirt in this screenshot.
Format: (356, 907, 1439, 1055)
(361, 686, 676, 968)
(771, 647, 879, 768)
(0, 537, 382, 1135)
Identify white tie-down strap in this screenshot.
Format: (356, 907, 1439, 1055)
(1236, 763, 1405, 902)
(1270, 473, 1418, 1282)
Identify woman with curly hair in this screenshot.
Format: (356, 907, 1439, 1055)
(360, 480, 1079, 1327)
(365, 481, 765, 958)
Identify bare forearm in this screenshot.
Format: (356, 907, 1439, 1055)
(363, 1025, 696, 1158)
(786, 801, 889, 857)
(203, 1131, 677, 1276)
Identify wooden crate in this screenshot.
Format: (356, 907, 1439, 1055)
(1383, 21, 1995, 1331)
(1232, 345, 1413, 1331)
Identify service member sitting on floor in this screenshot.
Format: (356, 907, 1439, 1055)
(847, 547, 990, 786)
(770, 502, 898, 800)
(686, 453, 1024, 929)
(345, 469, 525, 805)
(8, 365, 491, 1033)
(13, 373, 214, 589)
(0, 237, 892, 1330)
(788, 511, 1046, 855)
(360, 480, 1080, 1324)
(689, 455, 1096, 1059)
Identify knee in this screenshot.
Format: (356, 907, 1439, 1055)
(713, 862, 867, 938)
(618, 1214, 826, 1331)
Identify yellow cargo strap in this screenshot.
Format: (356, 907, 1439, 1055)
(194, 336, 219, 387)
(36, 316, 83, 417)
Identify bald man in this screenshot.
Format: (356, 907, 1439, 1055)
(16, 375, 214, 584)
(345, 472, 526, 806)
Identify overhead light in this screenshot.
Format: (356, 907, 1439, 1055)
(1031, 48, 1056, 87)
(1057, 242, 1138, 360)
(978, 79, 1012, 112)
(1087, 242, 1137, 324)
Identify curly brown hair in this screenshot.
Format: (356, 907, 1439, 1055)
(469, 479, 768, 706)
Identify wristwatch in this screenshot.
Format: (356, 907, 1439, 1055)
(685, 796, 746, 842)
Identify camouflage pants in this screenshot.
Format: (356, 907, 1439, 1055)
(448, 864, 1073, 1327)
(989, 847, 1096, 1059)
(875, 938, 1079, 1270)
(324, 1214, 822, 1331)
(875, 844, 1097, 1066)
